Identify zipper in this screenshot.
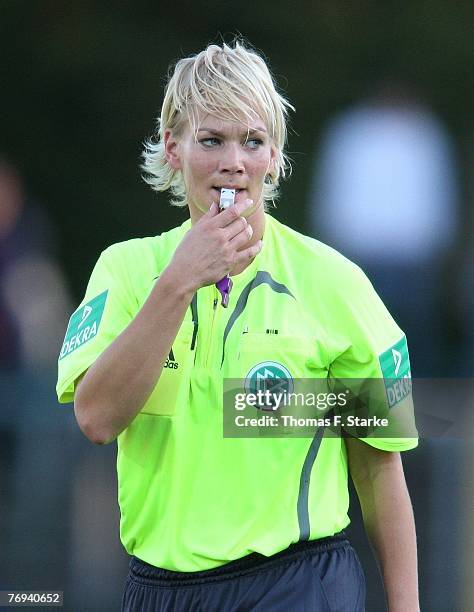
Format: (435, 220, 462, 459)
(204, 286, 219, 368)
(190, 293, 198, 351)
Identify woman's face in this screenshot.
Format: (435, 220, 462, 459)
(165, 113, 276, 222)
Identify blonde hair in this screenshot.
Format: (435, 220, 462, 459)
(141, 40, 294, 208)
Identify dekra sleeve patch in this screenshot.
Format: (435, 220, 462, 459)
(59, 290, 108, 360)
(379, 335, 412, 407)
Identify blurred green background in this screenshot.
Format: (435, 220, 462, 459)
(2, 0, 473, 296)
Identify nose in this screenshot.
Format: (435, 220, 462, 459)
(218, 142, 245, 175)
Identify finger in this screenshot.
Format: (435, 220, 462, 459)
(224, 216, 249, 241)
(214, 199, 253, 228)
(234, 239, 263, 264)
(228, 221, 253, 246)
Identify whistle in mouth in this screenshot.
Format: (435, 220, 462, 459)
(216, 188, 236, 307)
(219, 188, 236, 210)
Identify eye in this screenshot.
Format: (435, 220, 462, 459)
(200, 137, 221, 147)
(245, 138, 264, 149)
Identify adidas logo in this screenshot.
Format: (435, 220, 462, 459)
(163, 347, 179, 369)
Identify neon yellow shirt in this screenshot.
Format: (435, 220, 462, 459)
(57, 214, 417, 571)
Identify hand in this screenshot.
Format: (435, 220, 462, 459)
(167, 199, 262, 294)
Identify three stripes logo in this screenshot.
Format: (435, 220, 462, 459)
(164, 347, 179, 369)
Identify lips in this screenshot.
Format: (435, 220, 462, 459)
(212, 187, 244, 192)
(212, 187, 246, 203)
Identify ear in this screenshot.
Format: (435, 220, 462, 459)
(267, 145, 277, 177)
(164, 129, 182, 170)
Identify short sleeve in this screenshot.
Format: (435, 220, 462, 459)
(329, 266, 418, 452)
(56, 245, 136, 403)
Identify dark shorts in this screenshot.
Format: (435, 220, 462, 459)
(121, 533, 366, 611)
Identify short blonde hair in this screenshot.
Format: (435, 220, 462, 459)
(142, 40, 294, 208)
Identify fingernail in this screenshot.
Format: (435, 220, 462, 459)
(246, 199, 254, 207)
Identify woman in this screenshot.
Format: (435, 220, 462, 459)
(57, 40, 419, 611)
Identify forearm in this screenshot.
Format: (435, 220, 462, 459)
(346, 439, 419, 611)
(75, 265, 194, 444)
(74, 199, 260, 444)
(360, 465, 419, 611)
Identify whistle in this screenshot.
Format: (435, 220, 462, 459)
(215, 188, 235, 307)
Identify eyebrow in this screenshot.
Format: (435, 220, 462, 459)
(197, 127, 267, 136)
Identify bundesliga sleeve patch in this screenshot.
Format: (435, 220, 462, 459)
(59, 290, 108, 360)
(379, 335, 412, 408)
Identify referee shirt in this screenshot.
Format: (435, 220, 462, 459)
(57, 213, 417, 571)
